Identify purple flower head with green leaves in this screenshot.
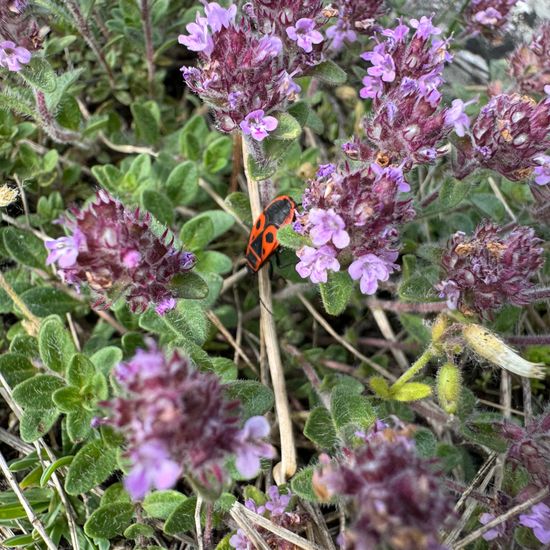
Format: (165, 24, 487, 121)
(240, 109, 278, 141)
(519, 502, 550, 544)
(45, 190, 196, 314)
(0, 40, 31, 71)
(203, 1, 237, 32)
(286, 18, 323, 53)
(103, 343, 275, 500)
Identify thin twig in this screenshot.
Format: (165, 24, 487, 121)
(206, 310, 257, 373)
(487, 176, 516, 222)
(195, 496, 203, 550)
(243, 139, 297, 483)
(453, 488, 550, 549)
(0, 272, 41, 335)
(369, 307, 409, 370)
(229, 505, 271, 550)
(0, 450, 57, 550)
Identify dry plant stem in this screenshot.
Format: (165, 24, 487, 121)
(139, 0, 155, 96)
(488, 176, 516, 222)
(13, 175, 30, 227)
(369, 307, 409, 370)
(0, 272, 40, 335)
(64, 0, 116, 87)
(365, 297, 446, 313)
(206, 310, 257, 373)
(0, 428, 34, 454)
(195, 496, 204, 550)
(453, 487, 550, 549)
(444, 464, 496, 545)
(235, 502, 323, 550)
(231, 133, 243, 193)
(243, 139, 297, 482)
(300, 502, 337, 550)
(494, 370, 512, 495)
(298, 294, 396, 381)
(0, 450, 58, 550)
(34, 91, 81, 144)
(230, 505, 271, 550)
(522, 377, 533, 423)
(454, 453, 497, 512)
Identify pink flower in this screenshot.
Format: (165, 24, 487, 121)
(234, 416, 276, 478)
(360, 75, 384, 99)
(0, 40, 31, 72)
(240, 109, 278, 141)
(204, 2, 236, 32)
(308, 208, 350, 249)
(519, 502, 550, 544)
(286, 18, 324, 53)
(45, 228, 85, 269)
(124, 441, 182, 500)
(479, 513, 506, 541)
(534, 155, 550, 186)
(410, 16, 441, 39)
(178, 15, 213, 56)
(445, 98, 475, 137)
(296, 245, 340, 284)
(362, 48, 396, 82)
(348, 252, 399, 295)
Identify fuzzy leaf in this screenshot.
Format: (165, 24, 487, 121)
(12, 374, 64, 410)
(390, 382, 433, 402)
(308, 60, 347, 85)
(0, 353, 36, 387)
(270, 113, 302, 141)
(169, 272, 209, 300)
(65, 440, 118, 495)
(22, 287, 80, 317)
(204, 136, 233, 173)
(290, 466, 317, 501)
(84, 502, 134, 539)
(163, 497, 197, 535)
(224, 380, 274, 418)
(3, 227, 47, 270)
(39, 317, 76, 373)
(91, 346, 123, 377)
(67, 354, 96, 388)
(320, 271, 354, 316)
(52, 386, 81, 412)
(304, 407, 338, 450)
(67, 408, 95, 442)
(331, 387, 376, 430)
(142, 491, 187, 520)
(20, 56, 57, 92)
(20, 409, 59, 442)
(277, 224, 310, 250)
(142, 190, 174, 226)
(368, 376, 391, 398)
(165, 161, 199, 205)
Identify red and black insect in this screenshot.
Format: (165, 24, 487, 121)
(245, 195, 296, 273)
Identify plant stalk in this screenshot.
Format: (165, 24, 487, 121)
(0, 272, 40, 335)
(390, 347, 434, 391)
(242, 138, 297, 483)
(139, 0, 155, 96)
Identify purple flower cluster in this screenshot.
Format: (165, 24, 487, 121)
(230, 486, 303, 550)
(295, 165, 415, 293)
(102, 343, 275, 500)
(510, 22, 550, 95)
(454, 93, 550, 183)
(350, 17, 465, 176)
(45, 190, 196, 315)
(464, 0, 518, 39)
(436, 221, 544, 317)
(179, 1, 325, 136)
(0, 40, 30, 71)
(326, 0, 385, 51)
(313, 421, 453, 549)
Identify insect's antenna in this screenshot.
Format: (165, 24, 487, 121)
(258, 296, 274, 317)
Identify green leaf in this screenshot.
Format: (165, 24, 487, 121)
(331, 387, 376, 431)
(2, 533, 37, 547)
(19, 56, 57, 92)
(209, 357, 238, 382)
(163, 497, 197, 535)
(290, 466, 317, 501)
(52, 386, 81, 412)
(368, 376, 391, 398)
(399, 314, 431, 346)
(194, 211, 235, 241)
(421, 177, 471, 217)
(3, 227, 47, 269)
(390, 382, 433, 402)
(414, 428, 437, 457)
(39, 317, 76, 373)
(320, 271, 354, 316)
(225, 192, 252, 225)
(67, 408, 95, 442)
(84, 502, 134, 539)
(40, 455, 73, 487)
(304, 407, 338, 450)
(22, 287, 80, 317)
(124, 523, 155, 539)
(180, 216, 215, 250)
(65, 440, 118, 495)
(224, 381, 274, 418)
(270, 113, 302, 141)
(100, 482, 131, 506)
(398, 273, 439, 303)
(131, 103, 159, 145)
(68, 354, 96, 388)
(204, 136, 232, 173)
(461, 412, 508, 452)
(308, 60, 347, 85)
(20, 409, 59, 442)
(0, 353, 36, 386)
(12, 374, 64, 410)
(246, 153, 277, 181)
(287, 101, 324, 134)
(195, 251, 233, 275)
(169, 272, 209, 300)
(142, 490, 187, 520)
(142, 190, 174, 226)
(277, 224, 310, 250)
(165, 161, 199, 205)
(91, 346, 123, 377)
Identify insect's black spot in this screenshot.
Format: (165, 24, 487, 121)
(256, 219, 262, 229)
(262, 248, 265, 255)
(265, 232, 274, 243)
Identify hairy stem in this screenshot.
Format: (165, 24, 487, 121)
(34, 90, 81, 144)
(140, 0, 155, 96)
(243, 138, 297, 483)
(0, 272, 40, 335)
(390, 347, 434, 391)
(64, 0, 116, 87)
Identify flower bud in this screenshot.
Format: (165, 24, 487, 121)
(436, 362, 462, 414)
(431, 314, 448, 343)
(462, 324, 546, 379)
